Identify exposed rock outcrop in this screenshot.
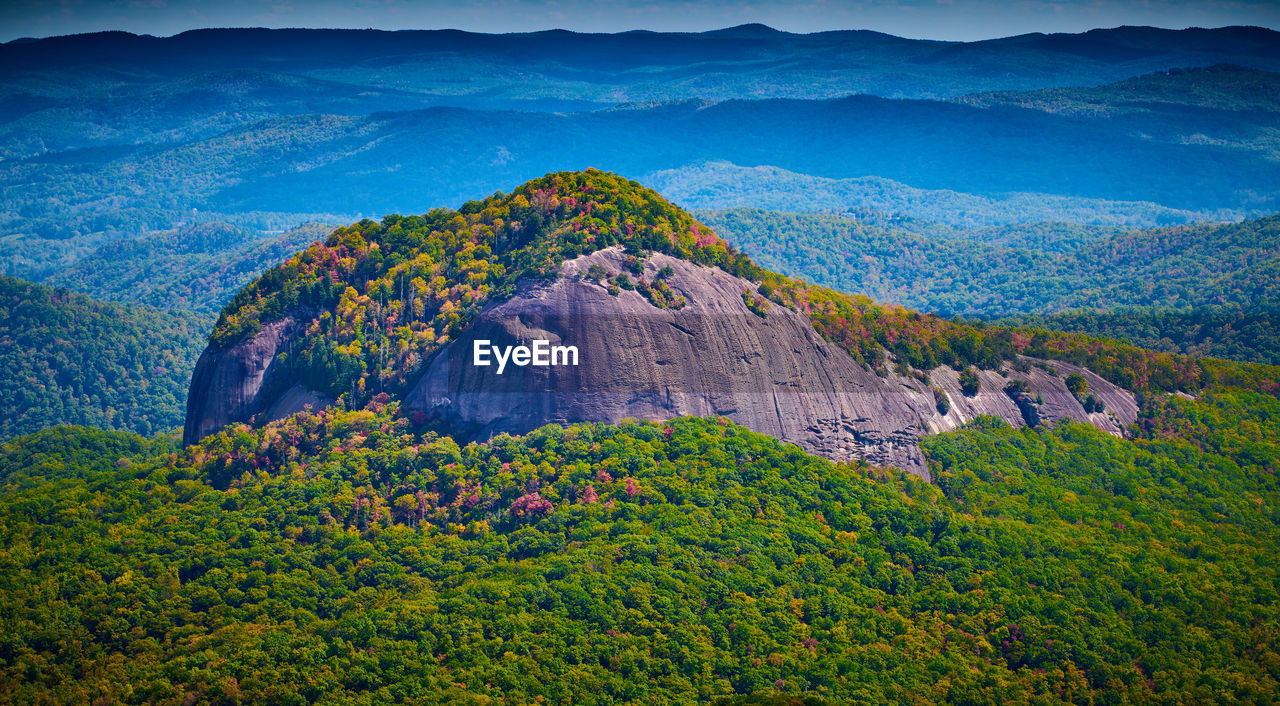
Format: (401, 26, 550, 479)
(924, 360, 1137, 437)
(184, 248, 1139, 479)
(401, 248, 1139, 479)
(182, 317, 330, 445)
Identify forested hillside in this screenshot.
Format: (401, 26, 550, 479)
(999, 305, 1280, 366)
(960, 63, 1280, 112)
(5, 91, 1271, 231)
(41, 221, 337, 312)
(655, 162, 1230, 228)
(1, 386, 1276, 702)
(956, 64, 1280, 158)
(0, 276, 208, 439)
(701, 208, 1280, 366)
(702, 208, 1280, 315)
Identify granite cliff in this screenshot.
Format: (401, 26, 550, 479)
(403, 247, 1136, 477)
(185, 170, 1143, 478)
(183, 315, 330, 445)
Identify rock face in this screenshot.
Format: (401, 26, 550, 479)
(182, 317, 329, 445)
(402, 248, 1139, 479)
(184, 247, 1139, 479)
(924, 361, 1137, 438)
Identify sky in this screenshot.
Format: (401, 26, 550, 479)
(3, 0, 1279, 43)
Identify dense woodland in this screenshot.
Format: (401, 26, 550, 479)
(3, 24, 1280, 705)
(998, 305, 1280, 366)
(41, 221, 337, 313)
(0, 385, 1276, 702)
(701, 208, 1280, 316)
(701, 208, 1280, 365)
(0, 276, 208, 440)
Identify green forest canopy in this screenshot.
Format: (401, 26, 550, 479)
(0, 276, 208, 441)
(0, 384, 1276, 703)
(699, 208, 1280, 318)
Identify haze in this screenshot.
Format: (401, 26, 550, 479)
(5, 0, 1280, 43)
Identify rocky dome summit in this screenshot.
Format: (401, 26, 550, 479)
(185, 169, 1152, 476)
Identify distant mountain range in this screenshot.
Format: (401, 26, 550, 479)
(5, 25, 1280, 126)
(5, 63, 1279, 270)
(651, 162, 1244, 228)
(4, 27, 1278, 288)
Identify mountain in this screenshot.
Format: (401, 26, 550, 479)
(5, 86, 1277, 286)
(41, 221, 338, 313)
(955, 64, 1280, 159)
(5, 25, 1279, 158)
(702, 207, 1280, 365)
(649, 162, 1241, 228)
(999, 305, 1280, 366)
(700, 209, 1280, 317)
(182, 170, 1278, 476)
(0, 276, 209, 439)
(7, 91, 1274, 220)
(957, 63, 1280, 116)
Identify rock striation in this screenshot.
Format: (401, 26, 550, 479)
(403, 247, 1139, 479)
